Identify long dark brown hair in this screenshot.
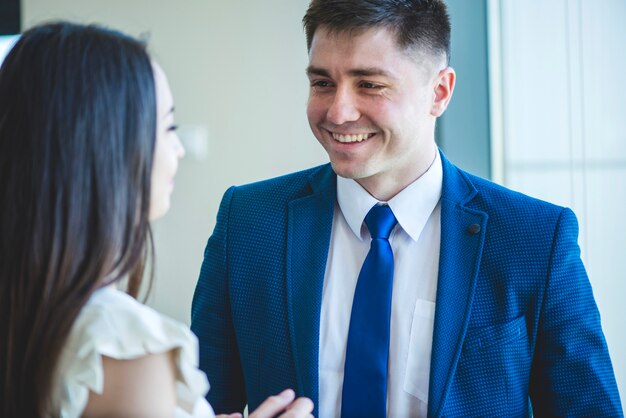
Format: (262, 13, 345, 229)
(0, 22, 157, 416)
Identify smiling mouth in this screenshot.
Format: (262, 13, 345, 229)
(331, 132, 375, 143)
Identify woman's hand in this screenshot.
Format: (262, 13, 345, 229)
(216, 389, 314, 418)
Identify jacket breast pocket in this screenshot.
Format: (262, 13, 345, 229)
(463, 315, 527, 353)
(445, 315, 531, 416)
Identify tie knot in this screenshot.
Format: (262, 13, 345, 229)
(365, 205, 397, 240)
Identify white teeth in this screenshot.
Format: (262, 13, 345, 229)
(332, 133, 373, 143)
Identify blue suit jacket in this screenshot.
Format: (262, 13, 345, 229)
(191, 153, 622, 417)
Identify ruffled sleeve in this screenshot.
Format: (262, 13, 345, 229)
(52, 287, 214, 418)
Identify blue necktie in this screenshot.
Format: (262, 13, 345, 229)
(341, 204, 397, 418)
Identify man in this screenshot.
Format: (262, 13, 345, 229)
(191, 0, 623, 416)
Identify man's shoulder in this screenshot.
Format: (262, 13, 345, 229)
(458, 169, 573, 233)
(225, 163, 334, 208)
(466, 171, 563, 212)
(238, 164, 330, 191)
(441, 153, 565, 219)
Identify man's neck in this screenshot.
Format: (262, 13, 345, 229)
(356, 146, 438, 201)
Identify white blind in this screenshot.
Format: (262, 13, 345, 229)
(490, 0, 626, 401)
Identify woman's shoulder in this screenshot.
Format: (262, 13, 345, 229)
(70, 286, 196, 358)
(53, 286, 212, 418)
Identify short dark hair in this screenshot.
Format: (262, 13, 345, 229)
(0, 22, 156, 416)
(303, 0, 451, 63)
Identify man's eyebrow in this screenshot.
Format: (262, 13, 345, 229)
(306, 65, 397, 80)
(348, 67, 395, 79)
(306, 66, 331, 77)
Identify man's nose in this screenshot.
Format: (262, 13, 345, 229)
(327, 87, 360, 125)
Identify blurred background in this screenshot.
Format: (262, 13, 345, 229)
(1, 0, 624, 401)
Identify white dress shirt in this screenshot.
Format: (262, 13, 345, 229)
(319, 152, 443, 418)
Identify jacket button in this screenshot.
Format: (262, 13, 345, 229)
(467, 223, 481, 235)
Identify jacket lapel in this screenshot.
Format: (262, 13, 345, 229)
(428, 153, 488, 417)
(283, 157, 487, 416)
(286, 164, 335, 414)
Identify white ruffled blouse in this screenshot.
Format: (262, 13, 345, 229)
(50, 286, 216, 418)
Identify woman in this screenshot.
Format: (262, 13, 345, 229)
(0, 22, 313, 418)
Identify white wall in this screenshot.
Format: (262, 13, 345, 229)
(22, 0, 328, 324)
(492, 0, 626, 401)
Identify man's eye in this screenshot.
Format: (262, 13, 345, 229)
(311, 80, 332, 88)
(168, 124, 178, 132)
(360, 82, 381, 89)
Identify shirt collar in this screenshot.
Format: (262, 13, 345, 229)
(336, 151, 443, 242)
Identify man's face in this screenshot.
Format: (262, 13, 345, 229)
(306, 26, 452, 198)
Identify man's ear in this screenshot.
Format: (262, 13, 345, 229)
(430, 66, 456, 117)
